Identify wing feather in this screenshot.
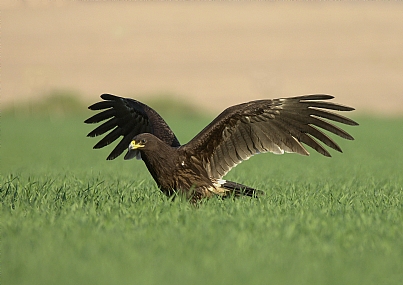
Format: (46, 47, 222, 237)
(183, 94, 358, 179)
(87, 117, 118, 137)
(84, 109, 116, 124)
(93, 127, 123, 149)
(85, 94, 180, 160)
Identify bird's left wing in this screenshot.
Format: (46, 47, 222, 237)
(183, 95, 358, 180)
(85, 94, 180, 160)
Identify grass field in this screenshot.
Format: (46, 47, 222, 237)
(1, 104, 403, 285)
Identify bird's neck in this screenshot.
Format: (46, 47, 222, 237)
(140, 145, 177, 190)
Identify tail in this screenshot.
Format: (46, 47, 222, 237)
(219, 180, 264, 198)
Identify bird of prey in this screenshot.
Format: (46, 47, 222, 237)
(85, 94, 358, 203)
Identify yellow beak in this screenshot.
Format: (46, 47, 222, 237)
(129, 140, 145, 150)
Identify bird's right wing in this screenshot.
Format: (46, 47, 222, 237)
(183, 95, 358, 180)
(85, 94, 180, 160)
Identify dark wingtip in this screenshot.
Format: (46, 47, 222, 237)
(87, 104, 98, 111)
(346, 136, 355, 141)
(343, 107, 354, 112)
(351, 120, 359, 126)
(88, 101, 103, 111)
(342, 118, 359, 126)
(298, 94, 335, 101)
(317, 146, 332, 157)
(101, 94, 118, 101)
(339, 106, 356, 112)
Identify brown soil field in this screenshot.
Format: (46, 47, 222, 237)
(2, 1, 403, 115)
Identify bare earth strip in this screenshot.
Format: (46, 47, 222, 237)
(2, 1, 403, 115)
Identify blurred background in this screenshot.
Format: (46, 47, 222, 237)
(3, 4, 403, 285)
(2, 1, 403, 116)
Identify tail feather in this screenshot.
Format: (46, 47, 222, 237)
(220, 180, 264, 198)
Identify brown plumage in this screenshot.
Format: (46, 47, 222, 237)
(85, 94, 358, 202)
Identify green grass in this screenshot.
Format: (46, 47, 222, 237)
(1, 110, 403, 285)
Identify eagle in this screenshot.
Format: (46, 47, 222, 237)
(85, 94, 358, 203)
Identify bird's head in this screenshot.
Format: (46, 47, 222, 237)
(124, 133, 160, 160)
(129, 137, 147, 150)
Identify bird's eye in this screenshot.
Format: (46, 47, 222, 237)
(140, 139, 146, 144)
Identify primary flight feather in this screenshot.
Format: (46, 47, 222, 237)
(85, 94, 358, 203)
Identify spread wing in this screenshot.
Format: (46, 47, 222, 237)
(85, 94, 180, 160)
(183, 94, 358, 180)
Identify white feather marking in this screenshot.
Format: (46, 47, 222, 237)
(212, 179, 227, 188)
(273, 147, 285, 155)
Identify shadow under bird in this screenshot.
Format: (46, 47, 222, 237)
(85, 94, 358, 203)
